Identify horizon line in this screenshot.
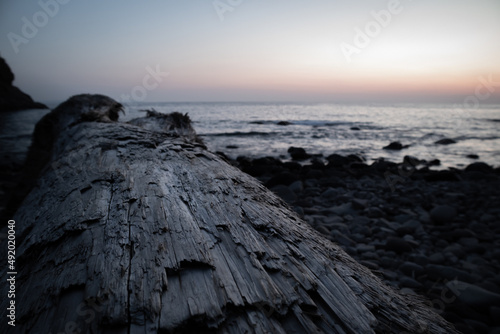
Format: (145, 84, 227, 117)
(40, 99, 500, 107)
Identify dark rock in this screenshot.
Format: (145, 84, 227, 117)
(480, 213, 495, 223)
(315, 225, 330, 236)
(396, 220, 421, 235)
(427, 159, 441, 166)
(295, 198, 313, 208)
(370, 159, 398, 172)
(349, 162, 369, 170)
(366, 207, 385, 218)
(408, 254, 428, 266)
(492, 250, 500, 261)
(269, 185, 297, 203)
(287, 147, 310, 160)
(360, 251, 379, 260)
(226, 145, 238, 149)
(396, 226, 413, 237)
(404, 238, 420, 249)
(265, 172, 300, 187)
(446, 303, 491, 324)
(277, 121, 292, 126)
(320, 187, 339, 199)
(360, 260, 379, 270)
(323, 222, 348, 236)
(283, 161, 301, 172)
(490, 306, 500, 324)
(350, 126, 361, 131)
(430, 205, 457, 224)
(464, 319, 489, 333)
(241, 164, 268, 177)
(385, 237, 413, 253)
(466, 162, 493, 173)
(253, 156, 282, 166)
(446, 281, 500, 308)
(379, 256, 400, 269)
(399, 262, 425, 277)
(330, 230, 355, 247)
(356, 244, 375, 253)
(288, 180, 303, 193)
(452, 323, 476, 334)
(400, 277, 422, 289)
(466, 154, 479, 160)
(379, 270, 398, 283)
(435, 138, 457, 145)
(450, 229, 475, 240)
(351, 198, 368, 210)
(477, 281, 500, 295)
(443, 244, 466, 259)
(0, 57, 14, 83)
(423, 170, 461, 182)
(347, 154, 365, 163)
(458, 237, 479, 248)
(383, 142, 408, 150)
(426, 264, 475, 283)
(441, 312, 463, 325)
(0, 57, 48, 111)
(428, 253, 446, 264)
(236, 155, 252, 165)
(242, 157, 283, 176)
(305, 169, 324, 179)
(489, 327, 500, 334)
(403, 155, 421, 166)
(327, 203, 354, 216)
(326, 154, 349, 167)
(310, 157, 326, 169)
(304, 179, 319, 188)
(293, 206, 304, 216)
(352, 216, 371, 226)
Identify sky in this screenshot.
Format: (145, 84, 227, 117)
(0, 0, 499, 104)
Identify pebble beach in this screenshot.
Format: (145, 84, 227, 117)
(224, 148, 500, 334)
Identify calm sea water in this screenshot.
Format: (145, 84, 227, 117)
(1, 102, 499, 169)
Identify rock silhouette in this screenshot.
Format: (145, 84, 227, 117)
(0, 56, 48, 111)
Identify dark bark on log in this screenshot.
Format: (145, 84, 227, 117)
(1, 95, 458, 333)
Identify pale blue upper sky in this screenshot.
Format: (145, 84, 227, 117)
(1, 0, 499, 103)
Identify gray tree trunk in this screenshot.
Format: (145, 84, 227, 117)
(1, 95, 458, 333)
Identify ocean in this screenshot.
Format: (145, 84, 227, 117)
(1, 102, 499, 169)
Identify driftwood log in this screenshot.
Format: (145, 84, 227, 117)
(1, 95, 458, 333)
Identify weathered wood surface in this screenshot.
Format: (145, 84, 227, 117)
(1, 95, 458, 333)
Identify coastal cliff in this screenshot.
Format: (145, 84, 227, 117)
(0, 56, 48, 111)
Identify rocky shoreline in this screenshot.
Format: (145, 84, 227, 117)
(1, 109, 498, 332)
(220, 147, 500, 334)
(0, 57, 48, 112)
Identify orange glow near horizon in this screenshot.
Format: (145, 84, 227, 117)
(1, 1, 499, 103)
(169, 63, 499, 102)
